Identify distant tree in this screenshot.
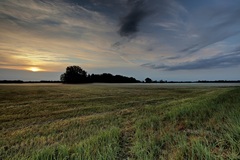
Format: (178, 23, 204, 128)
(88, 73, 140, 83)
(60, 66, 141, 83)
(60, 66, 88, 83)
(159, 80, 165, 83)
(145, 77, 152, 83)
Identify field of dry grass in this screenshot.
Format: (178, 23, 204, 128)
(0, 84, 239, 159)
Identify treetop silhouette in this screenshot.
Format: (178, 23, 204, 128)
(60, 66, 88, 83)
(60, 66, 140, 83)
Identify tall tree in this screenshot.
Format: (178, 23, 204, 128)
(60, 66, 87, 83)
(145, 77, 152, 83)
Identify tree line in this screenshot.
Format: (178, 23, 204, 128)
(60, 66, 141, 83)
(1, 66, 239, 83)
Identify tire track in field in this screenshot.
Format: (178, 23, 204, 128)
(116, 108, 136, 160)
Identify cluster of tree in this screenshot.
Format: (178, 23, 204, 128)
(58, 66, 240, 84)
(0, 80, 23, 83)
(39, 80, 61, 83)
(143, 80, 240, 83)
(197, 80, 240, 83)
(0, 80, 62, 83)
(144, 78, 167, 83)
(60, 66, 140, 83)
(60, 66, 88, 83)
(89, 73, 140, 83)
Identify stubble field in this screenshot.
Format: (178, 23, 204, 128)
(0, 84, 240, 159)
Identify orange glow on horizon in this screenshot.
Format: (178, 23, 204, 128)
(27, 67, 42, 72)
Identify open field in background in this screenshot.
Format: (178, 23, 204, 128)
(0, 84, 240, 159)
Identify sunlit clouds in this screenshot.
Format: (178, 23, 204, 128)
(0, 0, 240, 81)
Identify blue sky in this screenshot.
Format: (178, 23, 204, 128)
(0, 0, 240, 81)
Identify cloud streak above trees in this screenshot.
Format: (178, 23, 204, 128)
(180, 3, 240, 54)
(142, 47, 240, 71)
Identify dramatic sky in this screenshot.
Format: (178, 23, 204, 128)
(1, 0, 240, 81)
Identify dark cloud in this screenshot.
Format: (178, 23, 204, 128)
(118, 0, 151, 37)
(142, 48, 240, 71)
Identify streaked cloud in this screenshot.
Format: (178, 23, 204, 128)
(180, 2, 240, 54)
(142, 46, 240, 71)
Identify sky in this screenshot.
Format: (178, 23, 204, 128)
(0, 0, 240, 81)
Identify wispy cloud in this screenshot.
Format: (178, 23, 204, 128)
(142, 47, 240, 71)
(181, 3, 240, 54)
(0, 0, 128, 71)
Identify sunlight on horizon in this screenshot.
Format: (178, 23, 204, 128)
(27, 67, 42, 72)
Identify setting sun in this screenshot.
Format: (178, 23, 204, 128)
(28, 67, 41, 72)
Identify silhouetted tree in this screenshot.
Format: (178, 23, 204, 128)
(60, 66, 141, 83)
(159, 80, 165, 83)
(89, 73, 140, 83)
(145, 77, 152, 83)
(60, 66, 88, 83)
